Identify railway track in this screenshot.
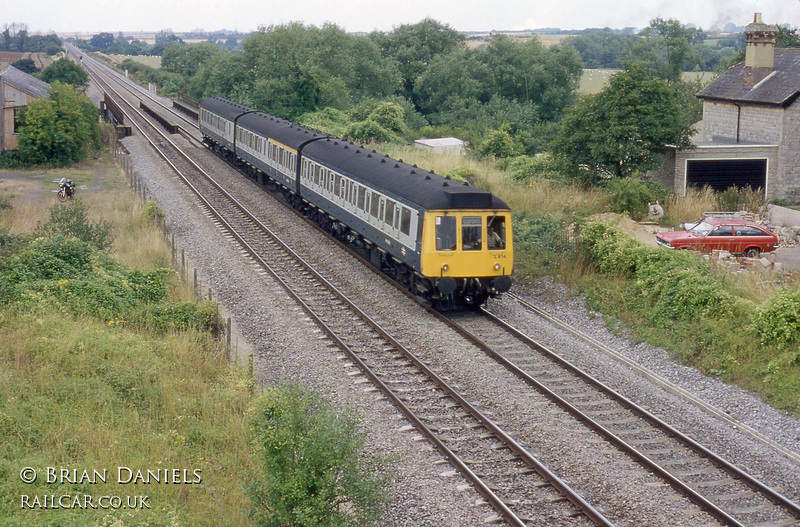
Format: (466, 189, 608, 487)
(441, 306, 800, 527)
(77, 49, 800, 526)
(77, 52, 615, 526)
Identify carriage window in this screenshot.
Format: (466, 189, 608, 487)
(462, 216, 482, 251)
(400, 207, 412, 236)
(436, 216, 457, 251)
(358, 187, 366, 210)
(487, 216, 507, 250)
(313, 165, 320, 185)
(334, 174, 342, 197)
(385, 200, 395, 226)
(370, 194, 380, 218)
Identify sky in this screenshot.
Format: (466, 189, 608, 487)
(5, 0, 799, 35)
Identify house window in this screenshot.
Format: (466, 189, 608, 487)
(13, 108, 24, 134)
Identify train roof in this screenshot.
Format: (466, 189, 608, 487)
(200, 97, 510, 211)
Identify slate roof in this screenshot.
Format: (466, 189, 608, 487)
(0, 65, 51, 99)
(697, 48, 800, 106)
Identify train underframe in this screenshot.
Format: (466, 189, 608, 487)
(204, 137, 506, 308)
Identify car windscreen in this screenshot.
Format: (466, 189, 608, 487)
(689, 220, 714, 235)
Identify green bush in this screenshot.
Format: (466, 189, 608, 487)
(36, 199, 113, 251)
(755, 285, 800, 349)
(514, 213, 574, 256)
(346, 120, 401, 144)
(0, 234, 184, 326)
(603, 178, 667, 221)
(506, 153, 571, 183)
(247, 383, 390, 527)
(441, 166, 475, 184)
(577, 219, 752, 326)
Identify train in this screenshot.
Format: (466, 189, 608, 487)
(198, 97, 513, 307)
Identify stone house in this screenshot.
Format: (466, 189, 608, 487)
(0, 65, 51, 152)
(654, 14, 800, 201)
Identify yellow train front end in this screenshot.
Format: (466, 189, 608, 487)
(419, 210, 513, 306)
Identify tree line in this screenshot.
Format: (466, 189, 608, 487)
(12, 17, 800, 183)
(1, 23, 61, 55)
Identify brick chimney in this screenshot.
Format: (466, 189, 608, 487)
(744, 13, 778, 87)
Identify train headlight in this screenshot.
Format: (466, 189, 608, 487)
(441, 264, 449, 272)
(494, 263, 501, 271)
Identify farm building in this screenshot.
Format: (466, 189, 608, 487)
(0, 65, 51, 152)
(653, 14, 800, 201)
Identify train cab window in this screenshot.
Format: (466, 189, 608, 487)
(462, 216, 482, 251)
(400, 207, 411, 236)
(487, 216, 506, 250)
(435, 216, 457, 251)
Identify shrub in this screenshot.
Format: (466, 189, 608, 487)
(577, 219, 752, 326)
(131, 300, 223, 335)
(715, 185, 767, 214)
(755, 285, 800, 349)
(36, 199, 113, 251)
(514, 213, 574, 257)
(247, 383, 390, 527)
(346, 120, 402, 144)
(441, 165, 475, 184)
(506, 153, 572, 183)
(477, 129, 517, 158)
(604, 178, 667, 221)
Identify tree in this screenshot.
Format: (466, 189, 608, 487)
(162, 42, 224, 77)
(88, 32, 115, 51)
(38, 58, 89, 87)
(776, 26, 800, 47)
(11, 58, 37, 74)
(554, 68, 693, 180)
(370, 18, 465, 104)
(624, 18, 699, 84)
(16, 82, 102, 166)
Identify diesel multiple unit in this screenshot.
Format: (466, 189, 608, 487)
(198, 97, 513, 306)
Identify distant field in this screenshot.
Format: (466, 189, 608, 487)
(0, 51, 52, 70)
(108, 54, 162, 68)
(579, 69, 717, 94)
(466, 33, 572, 49)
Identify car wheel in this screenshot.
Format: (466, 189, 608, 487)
(744, 247, 761, 258)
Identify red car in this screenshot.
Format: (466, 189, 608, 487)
(656, 217, 779, 257)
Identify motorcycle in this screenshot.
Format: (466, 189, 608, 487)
(58, 178, 76, 202)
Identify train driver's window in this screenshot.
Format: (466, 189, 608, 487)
(487, 216, 506, 250)
(462, 216, 482, 250)
(435, 216, 456, 251)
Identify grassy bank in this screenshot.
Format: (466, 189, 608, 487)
(0, 158, 254, 526)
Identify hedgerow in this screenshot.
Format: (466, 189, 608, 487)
(577, 219, 754, 327)
(0, 233, 220, 333)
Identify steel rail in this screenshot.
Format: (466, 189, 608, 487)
(82, 57, 613, 527)
(505, 290, 800, 468)
(448, 306, 800, 527)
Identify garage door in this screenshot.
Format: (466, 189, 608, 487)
(686, 159, 766, 192)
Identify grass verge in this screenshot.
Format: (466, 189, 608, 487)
(0, 158, 255, 526)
